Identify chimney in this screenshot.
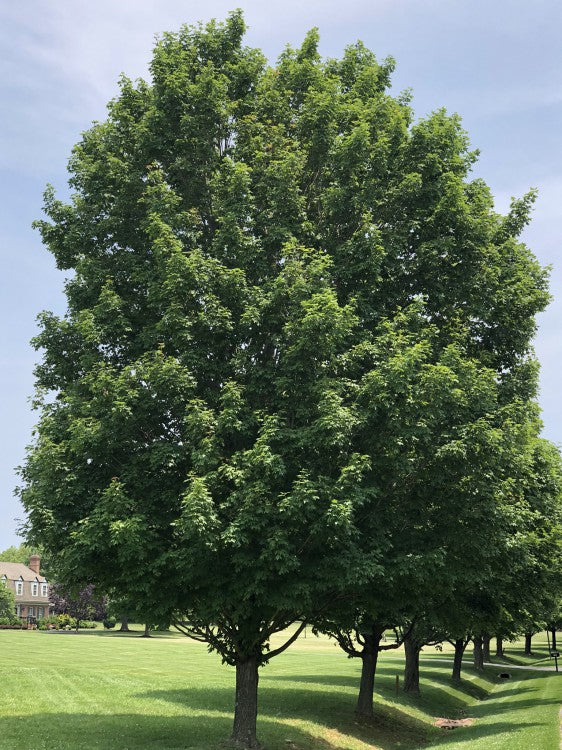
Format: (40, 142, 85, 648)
(29, 555, 41, 575)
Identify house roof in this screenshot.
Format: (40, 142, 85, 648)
(0, 562, 46, 583)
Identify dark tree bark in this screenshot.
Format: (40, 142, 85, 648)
(496, 635, 504, 657)
(482, 633, 491, 662)
(119, 617, 130, 632)
(452, 638, 467, 682)
(355, 627, 384, 719)
(141, 623, 151, 638)
(473, 635, 484, 671)
(231, 656, 260, 748)
(551, 628, 557, 651)
(403, 632, 422, 694)
(524, 632, 533, 655)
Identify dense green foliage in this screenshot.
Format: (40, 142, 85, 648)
(0, 580, 16, 619)
(0, 544, 38, 565)
(19, 12, 560, 746)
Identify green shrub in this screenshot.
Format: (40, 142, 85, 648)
(0, 581, 15, 619)
(37, 616, 59, 630)
(103, 617, 117, 629)
(56, 613, 77, 629)
(0, 615, 21, 627)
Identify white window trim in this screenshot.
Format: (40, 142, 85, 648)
(28, 606, 35, 617)
(16, 581, 23, 595)
(41, 584, 48, 597)
(31, 582, 38, 596)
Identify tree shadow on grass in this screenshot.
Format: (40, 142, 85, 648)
(375, 665, 495, 713)
(0, 690, 544, 750)
(0, 709, 434, 750)
(135, 684, 541, 750)
(495, 651, 551, 666)
(268, 664, 494, 715)
(0, 712, 233, 750)
(138, 684, 434, 749)
(469, 696, 560, 716)
(426, 719, 545, 749)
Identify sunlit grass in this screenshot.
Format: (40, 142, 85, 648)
(0, 627, 558, 749)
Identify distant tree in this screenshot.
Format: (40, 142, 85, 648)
(0, 580, 15, 619)
(50, 583, 107, 629)
(314, 598, 411, 719)
(105, 598, 131, 632)
(107, 594, 158, 635)
(0, 544, 28, 563)
(0, 544, 35, 564)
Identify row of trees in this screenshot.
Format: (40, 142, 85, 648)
(18, 13, 561, 748)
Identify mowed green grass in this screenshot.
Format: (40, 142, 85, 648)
(0, 626, 559, 750)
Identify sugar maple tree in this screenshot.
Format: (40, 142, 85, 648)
(21, 12, 552, 747)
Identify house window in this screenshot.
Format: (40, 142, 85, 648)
(31, 583, 38, 596)
(38, 607, 45, 618)
(41, 584, 48, 597)
(16, 581, 23, 595)
(28, 606, 35, 617)
(15, 605, 22, 617)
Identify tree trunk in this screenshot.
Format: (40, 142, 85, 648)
(496, 635, 503, 657)
(355, 630, 382, 719)
(473, 635, 484, 671)
(141, 623, 151, 637)
(231, 656, 260, 748)
(119, 617, 130, 632)
(403, 633, 421, 694)
(551, 628, 557, 651)
(452, 638, 466, 682)
(482, 634, 491, 662)
(524, 632, 532, 655)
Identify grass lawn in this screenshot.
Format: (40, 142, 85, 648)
(0, 626, 559, 750)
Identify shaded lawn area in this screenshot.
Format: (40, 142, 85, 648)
(0, 629, 559, 749)
(429, 671, 560, 750)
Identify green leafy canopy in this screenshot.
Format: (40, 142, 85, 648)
(20, 11, 553, 673)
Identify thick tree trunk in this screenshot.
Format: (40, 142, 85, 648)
(355, 630, 382, 719)
(403, 633, 421, 694)
(524, 632, 532, 655)
(496, 635, 504, 657)
(231, 656, 260, 749)
(141, 623, 151, 637)
(452, 638, 466, 682)
(473, 635, 484, 671)
(482, 634, 491, 663)
(551, 628, 557, 651)
(119, 617, 130, 632)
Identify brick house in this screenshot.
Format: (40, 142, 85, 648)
(0, 555, 50, 621)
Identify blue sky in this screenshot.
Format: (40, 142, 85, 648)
(1, 0, 561, 550)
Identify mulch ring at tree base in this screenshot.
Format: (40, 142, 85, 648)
(434, 717, 475, 730)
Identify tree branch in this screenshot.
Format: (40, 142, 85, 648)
(262, 621, 307, 662)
